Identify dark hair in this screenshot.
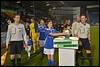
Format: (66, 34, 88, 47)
(46, 20, 53, 28)
(47, 20, 52, 24)
(63, 18, 68, 24)
(14, 14, 21, 18)
(81, 14, 88, 22)
(81, 14, 87, 18)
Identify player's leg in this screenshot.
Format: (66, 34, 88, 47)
(25, 46, 29, 59)
(43, 48, 51, 65)
(16, 54, 21, 66)
(86, 50, 93, 65)
(41, 46, 44, 61)
(47, 54, 51, 66)
(10, 55, 15, 66)
(39, 40, 44, 63)
(35, 33, 39, 50)
(33, 40, 36, 53)
(27, 46, 31, 59)
(50, 49, 55, 66)
(16, 41, 23, 66)
(78, 39, 85, 65)
(78, 40, 84, 58)
(47, 49, 54, 66)
(39, 40, 44, 60)
(32, 33, 36, 53)
(41, 46, 44, 59)
(85, 39, 93, 65)
(10, 41, 16, 66)
(40, 46, 43, 55)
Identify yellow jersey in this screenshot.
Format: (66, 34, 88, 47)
(30, 22, 35, 33)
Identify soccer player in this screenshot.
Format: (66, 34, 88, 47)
(24, 35, 32, 61)
(38, 18, 47, 61)
(6, 14, 27, 66)
(43, 20, 67, 66)
(30, 18, 39, 53)
(77, 15, 93, 65)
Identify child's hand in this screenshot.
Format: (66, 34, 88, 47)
(62, 32, 68, 36)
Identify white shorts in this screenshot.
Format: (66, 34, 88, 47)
(43, 48, 54, 55)
(39, 40, 45, 47)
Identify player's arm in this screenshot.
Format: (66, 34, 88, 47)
(88, 31, 91, 43)
(75, 25, 80, 38)
(88, 25, 91, 43)
(49, 32, 67, 37)
(72, 23, 75, 36)
(73, 23, 80, 37)
(6, 25, 11, 50)
(22, 25, 27, 45)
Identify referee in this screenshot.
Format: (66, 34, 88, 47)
(6, 14, 27, 66)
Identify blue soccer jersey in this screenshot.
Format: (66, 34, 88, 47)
(44, 28, 57, 49)
(27, 38, 33, 46)
(38, 24, 47, 40)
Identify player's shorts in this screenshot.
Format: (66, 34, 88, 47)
(9, 41, 23, 54)
(39, 40, 45, 47)
(44, 48, 54, 55)
(79, 38, 91, 50)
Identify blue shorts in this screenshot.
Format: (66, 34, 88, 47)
(9, 41, 23, 54)
(79, 38, 91, 50)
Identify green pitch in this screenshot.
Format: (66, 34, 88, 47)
(3, 26, 99, 66)
(90, 26, 99, 66)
